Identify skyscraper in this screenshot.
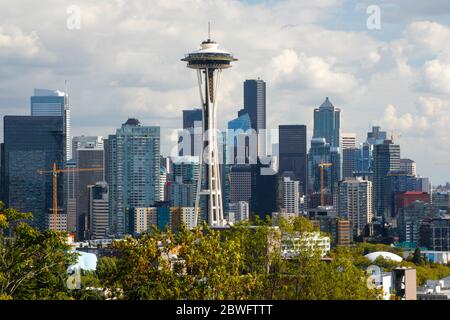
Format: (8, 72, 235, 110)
(72, 136, 104, 162)
(308, 138, 331, 194)
(341, 133, 356, 150)
(179, 109, 202, 157)
(279, 125, 307, 193)
(107, 118, 160, 236)
(227, 113, 252, 164)
(313, 97, 341, 148)
(168, 156, 199, 207)
(338, 178, 373, 236)
(342, 148, 357, 179)
(3, 116, 65, 230)
(76, 145, 104, 239)
(283, 176, 300, 214)
(367, 126, 387, 145)
(372, 140, 400, 219)
(88, 182, 109, 240)
(31, 88, 71, 161)
(355, 142, 372, 175)
(242, 79, 266, 132)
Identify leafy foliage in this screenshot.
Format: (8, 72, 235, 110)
(0, 202, 76, 300)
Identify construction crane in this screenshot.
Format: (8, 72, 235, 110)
(37, 162, 104, 230)
(318, 162, 332, 206)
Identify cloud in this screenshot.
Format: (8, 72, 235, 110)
(381, 98, 450, 143)
(422, 58, 450, 93)
(0, 1, 449, 182)
(0, 25, 41, 58)
(406, 21, 450, 56)
(269, 49, 359, 94)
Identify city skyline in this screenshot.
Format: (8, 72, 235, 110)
(0, 0, 449, 186)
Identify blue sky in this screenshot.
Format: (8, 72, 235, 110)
(0, 0, 450, 183)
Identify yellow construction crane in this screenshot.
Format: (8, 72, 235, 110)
(37, 162, 104, 230)
(318, 162, 332, 206)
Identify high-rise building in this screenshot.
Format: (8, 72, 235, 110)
(282, 176, 300, 214)
(355, 142, 372, 174)
(76, 146, 104, 239)
(252, 167, 282, 220)
(398, 201, 439, 245)
(432, 192, 450, 211)
(88, 182, 109, 240)
(279, 125, 307, 193)
(400, 159, 417, 177)
(338, 178, 373, 236)
(313, 97, 341, 148)
(64, 161, 77, 233)
(426, 217, 450, 251)
(342, 148, 357, 179)
(228, 201, 249, 223)
(31, 88, 71, 161)
(341, 133, 356, 150)
(229, 165, 253, 204)
(227, 113, 252, 164)
(179, 109, 202, 157)
(72, 136, 104, 162)
(168, 156, 199, 207)
(367, 126, 387, 145)
(385, 171, 430, 217)
(108, 118, 160, 236)
(372, 140, 400, 219)
(308, 138, 331, 194)
(242, 79, 266, 132)
(159, 167, 167, 202)
(3, 116, 65, 230)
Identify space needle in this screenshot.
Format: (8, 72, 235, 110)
(182, 25, 237, 227)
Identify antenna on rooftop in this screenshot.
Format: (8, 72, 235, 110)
(208, 21, 211, 40)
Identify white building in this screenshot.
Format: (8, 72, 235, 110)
(280, 231, 330, 258)
(229, 201, 249, 223)
(46, 212, 68, 232)
(338, 177, 373, 236)
(159, 167, 167, 201)
(283, 177, 300, 214)
(177, 207, 199, 230)
(341, 133, 356, 150)
(400, 158, 417, 177)
(72, 136, 104, 162)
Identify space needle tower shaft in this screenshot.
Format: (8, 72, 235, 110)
(182, 26, 237, 227)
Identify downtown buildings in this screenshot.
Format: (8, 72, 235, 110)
(107, 118, 160, 237)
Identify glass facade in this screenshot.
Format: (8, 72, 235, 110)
(243, 79, 266, 132)
(31, 89, 71, 161)
(107, 119, 160, 237)
(279, 125, 307, 193)
(313, 97, 341, 148)
(3, 116, 65, 230)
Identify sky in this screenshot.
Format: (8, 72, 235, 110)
(0, 0, 450, 184)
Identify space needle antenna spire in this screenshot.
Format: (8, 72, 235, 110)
(208, 21, 211, 40)
(181, 26, 238, 227)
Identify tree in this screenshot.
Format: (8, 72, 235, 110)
(0, 202, 77, 300)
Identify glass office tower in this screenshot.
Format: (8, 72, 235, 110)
(3, 116, 65, 230)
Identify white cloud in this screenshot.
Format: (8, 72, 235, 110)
(270, 49, 359, 94)
(0, 0, 449, 182)
(422, 58, 450, 93)
(0, 25, 40, 57)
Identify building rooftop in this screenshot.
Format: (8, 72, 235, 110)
(123, 118, 141, 126)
